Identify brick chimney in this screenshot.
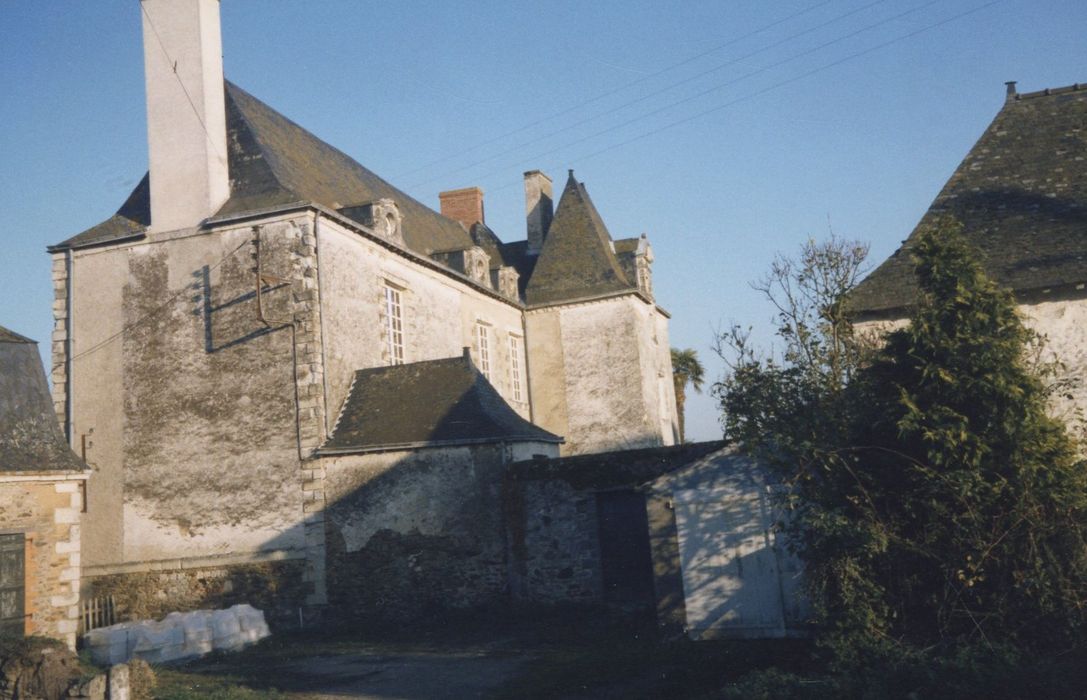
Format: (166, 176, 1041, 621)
(524, 170, 553, 255)
(141, 0, 230, 233)
(439, 187, 485, 230)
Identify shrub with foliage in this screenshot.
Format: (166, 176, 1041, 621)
(716, 221, 1087, 657)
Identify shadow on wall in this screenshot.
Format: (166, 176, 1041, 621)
(504, 450, 810, 639)
(195, 264, 289, 353)
(320, 439, 517, 623)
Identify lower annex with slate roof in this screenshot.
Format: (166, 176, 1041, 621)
(0, 326, 89, 647)
(851, 80, 1087, 430)
(48, 0, 679, 622)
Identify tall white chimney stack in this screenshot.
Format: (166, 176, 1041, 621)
(141, 0, 230, 233)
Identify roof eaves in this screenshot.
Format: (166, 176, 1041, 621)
(315, 434, 563, 456)
(525, 288, 652, 311)
(205, 201, 525, 309)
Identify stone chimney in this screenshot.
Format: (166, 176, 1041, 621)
(141, 0, 230, 233)
(1005, 80, 1018, 100)
(438, 187, 485, 230)
(524, 170, 553, 255)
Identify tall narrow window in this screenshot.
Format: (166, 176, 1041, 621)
(476, 323, 491, 380)
(384, 285, 404, 365)
(508, 334, 525, 402)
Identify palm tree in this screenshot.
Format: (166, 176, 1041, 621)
(670, 347, 704, 443)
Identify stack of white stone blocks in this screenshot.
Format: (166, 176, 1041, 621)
(84, 604, 270, 666)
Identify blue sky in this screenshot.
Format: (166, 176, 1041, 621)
(2, 0, 1085, 441)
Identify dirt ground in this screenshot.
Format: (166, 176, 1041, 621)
(151, 607, 811, 699)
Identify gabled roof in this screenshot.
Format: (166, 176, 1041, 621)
(0, 326, 86, 472)
(320, 352, 561, 454)
(850, 83, 1087, 319)
(524, 171, 635, 306)
(0, 327, 35, 344)
(52, 82, 473, 255)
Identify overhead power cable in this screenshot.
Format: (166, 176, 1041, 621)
(434, 0, 974, 195)
(476, 0, 1001, 197)
(139, 2, 230, 170)
(404, 0, 896, 190)
(388, 0, 836, 181)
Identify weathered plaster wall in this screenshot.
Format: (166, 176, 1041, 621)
(637, 304, 678, 446)
(321, 441, 558, 618)
(530, 295, 675, 455)
(0, 476, 85, 648)
(66, 214, 322, 571)
(524, 310, 569, 439)
(1019, 297, 1087, 437)
(316, 219, 528, 422)
(858, 297, 1087, 438)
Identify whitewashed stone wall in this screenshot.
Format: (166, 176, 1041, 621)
(857, 295, 1087, 439)
(316, 218, 528, 423)
(527, 294, 677, 455)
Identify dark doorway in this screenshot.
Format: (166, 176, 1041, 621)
(596, 491, 655, 605)
(0, 533, 25, 636)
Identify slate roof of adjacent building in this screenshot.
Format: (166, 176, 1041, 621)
(850, 83, 1087, 320)
(525, 171, 636, 306)
(0, 326, 86, 472)
(320, 352, 562, 454)
(509, 440, 728, 490)
(51, 82, 473, 255)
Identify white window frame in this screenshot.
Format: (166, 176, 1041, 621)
(476, 322, 492, 380)
(508, 334, 525, 402)
(384, 284, 405, 365)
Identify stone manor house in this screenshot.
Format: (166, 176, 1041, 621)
(47, 0, 678, 620)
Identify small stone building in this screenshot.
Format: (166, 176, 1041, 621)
(0, 326, 89, 648)
(850, 81, 1087, 429)
(506, 443, 809, 639)
(316, 351, 561, 619)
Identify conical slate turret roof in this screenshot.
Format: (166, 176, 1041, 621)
(524, 171, 635, 305)
(0, 326, 86, 472)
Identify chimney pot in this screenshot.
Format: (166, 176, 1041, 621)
(1005, 80, 1018, 99)
(439, 187, 485, 230)
(524, 170, 553, 255)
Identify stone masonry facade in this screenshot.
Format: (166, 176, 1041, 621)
(50, 254, 69, 437)
(506, 478, 604, 604)
(0, 477, 84, 648)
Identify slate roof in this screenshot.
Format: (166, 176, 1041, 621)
(320, 352, 561, 454)
(850, 83, 1087, 319)
(0, 326, 86, 472)
(509, 441, 728, 490)
(52, 82, 473, 255)
(524, 171, 636, 306)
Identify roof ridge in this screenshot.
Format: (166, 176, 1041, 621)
(1013, 82, 1086, 101)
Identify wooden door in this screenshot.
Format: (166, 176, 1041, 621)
(596, 491, 655, 605)
(0, 534, 25, 636)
